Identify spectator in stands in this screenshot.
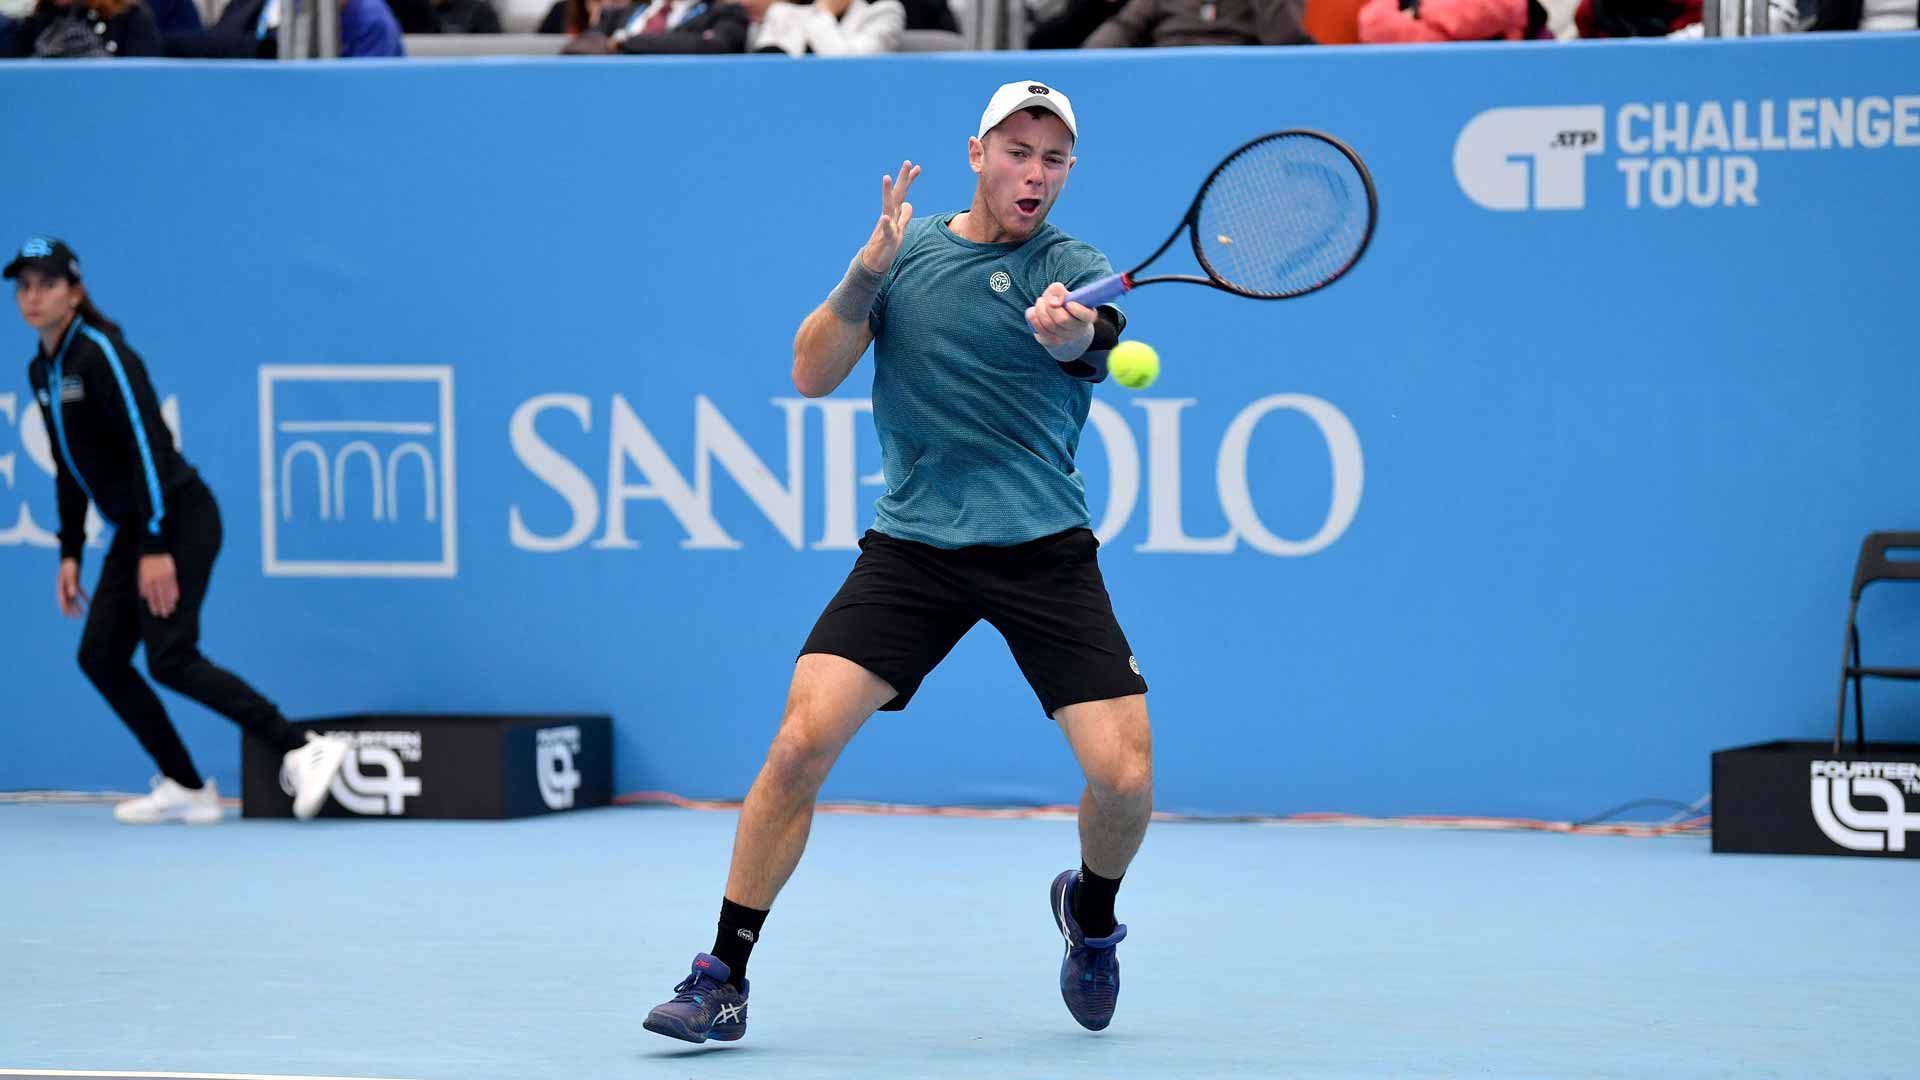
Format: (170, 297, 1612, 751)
(1065, 0, 1312, 47)
(561, 0, 749, 52)
(538, 0, 603, 31)
(1027, 0, 1110, 45)
(384, 0, 439, 32)
(141, 0, 199, 34)
(172, 0, 403, 55)
(540, 0, 587, 31)
(1664, 0, 1792, 33)
(752, 0, 904, 53)
(1573, 0, 1697, 34)
(140, 0, 216, 53)
(1805, 0, 1916, 29)
(4, 0, 160, 56)
(1359, 0, 1546, 39)
(901, 0, 957, 27)
(0, 0, 22, 52)
(434, 0, 501, 30)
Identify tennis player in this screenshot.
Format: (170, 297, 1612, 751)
(11, 237, 350, 825)
(644, 80, 1151, 1043)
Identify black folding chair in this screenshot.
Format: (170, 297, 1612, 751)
(1833, 531, 1920, 753)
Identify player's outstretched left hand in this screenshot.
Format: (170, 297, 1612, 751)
(1026, 282, 1094, 349)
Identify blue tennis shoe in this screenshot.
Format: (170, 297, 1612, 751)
(1050, 869, 1127, 1031)
(643, 953, 749, 1044)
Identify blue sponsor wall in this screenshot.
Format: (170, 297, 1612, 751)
(3, 38, 1918, 817)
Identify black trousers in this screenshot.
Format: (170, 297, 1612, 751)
(77, 480, 300, 788)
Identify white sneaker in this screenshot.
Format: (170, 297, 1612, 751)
(114, 776, 223, 825)
(282, 732, 351, 821)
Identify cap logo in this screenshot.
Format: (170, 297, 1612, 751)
(22, 238, 54, 258)
(1027, 84, 1050, 95)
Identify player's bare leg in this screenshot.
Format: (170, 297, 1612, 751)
(1048, 693, 1152, 1030)
(1056, 693, 1154, 876)
(644, 653, 894, 1044)
(726, 653, 897, 907)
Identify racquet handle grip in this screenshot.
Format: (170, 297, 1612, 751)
(1065, 274, 1130, 308)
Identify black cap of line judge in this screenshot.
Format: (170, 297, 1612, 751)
(4, 236, 84, 284)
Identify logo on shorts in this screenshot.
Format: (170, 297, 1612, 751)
(1129, 655, 1140, 675)
(989, 270, 1012, 293)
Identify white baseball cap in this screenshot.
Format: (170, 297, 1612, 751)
(977, 80, 1078, 143)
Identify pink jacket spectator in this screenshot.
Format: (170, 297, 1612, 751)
(1357, 0, 1527, 40)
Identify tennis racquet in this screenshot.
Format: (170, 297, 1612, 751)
(1055, 130, 1377, 313)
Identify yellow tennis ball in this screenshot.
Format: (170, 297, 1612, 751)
(1109, 340, 1159, 389)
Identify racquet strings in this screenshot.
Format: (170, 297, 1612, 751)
(1195, 134, 1371, 299)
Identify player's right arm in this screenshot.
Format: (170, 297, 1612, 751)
(792, 161, 920, 398)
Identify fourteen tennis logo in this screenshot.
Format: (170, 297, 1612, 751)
(1809, 759, 1920, 853)
(1456, 96, 1920, 211)
(279, 730, 425, 816)
(536, 726, 584, 811)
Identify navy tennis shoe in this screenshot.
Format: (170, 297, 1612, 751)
(1050, 869, 1127, 1031)
(643, 954, 749, 1044)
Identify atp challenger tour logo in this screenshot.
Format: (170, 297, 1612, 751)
(1456, 95, 1920, 211)
(1809, 759, 1920, 853)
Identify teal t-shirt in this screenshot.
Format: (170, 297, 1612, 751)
(866, 211, 1115, 549)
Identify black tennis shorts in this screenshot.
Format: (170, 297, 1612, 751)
(800, 527, 1148, 716)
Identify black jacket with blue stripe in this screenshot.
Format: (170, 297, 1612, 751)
(26, 318, 199, 564)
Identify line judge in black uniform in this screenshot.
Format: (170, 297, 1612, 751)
(10, 237, 350, 824)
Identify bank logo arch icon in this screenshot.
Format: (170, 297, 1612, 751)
(259, 365, 457, 577)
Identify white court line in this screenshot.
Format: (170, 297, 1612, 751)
(0, 1071, 422, 1080)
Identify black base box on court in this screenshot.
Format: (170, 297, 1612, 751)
(1711, 740, 1920, 858)
(242, 713, 614, 820)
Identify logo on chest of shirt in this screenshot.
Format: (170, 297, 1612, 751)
(59, 376, 84, 404)
(989, 270, 1013, 293)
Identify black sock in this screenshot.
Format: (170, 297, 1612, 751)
(1073, 863, 1123, 939)
(711, 897, 768, 989)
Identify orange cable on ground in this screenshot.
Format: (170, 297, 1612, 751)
(612, 791, 1710, 838)
(0, 790, 1707, 836)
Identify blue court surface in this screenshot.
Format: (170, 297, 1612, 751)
(2, 803, 1912, 1079)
